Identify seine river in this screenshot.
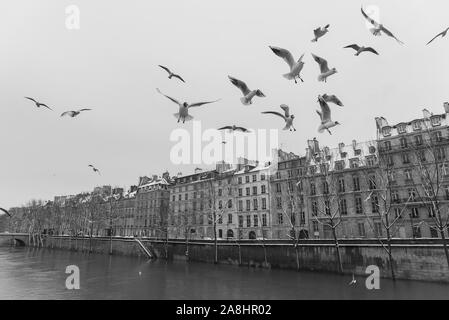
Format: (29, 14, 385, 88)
(0, 246, 448, 299)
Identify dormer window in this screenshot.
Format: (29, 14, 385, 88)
(412, 120, 422, 131)
(397, 124, 407, 134)
(382, 127, 391, 137)
(431, 116, 441, 127)
(369, 146, 376, 154)
(335, 161, 345, 171)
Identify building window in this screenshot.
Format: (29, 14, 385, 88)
(238, 215, 243, 228)
(358, 223, 366, 237)
(400, 137, 408, 148)
(246, 200, 250, 211)
(405, 169, 413, 180)
(414, 135, 423, 145)
(431, 116, 441, 127)
(384, 140, 392, 151)
(218, 200, 223, 209)
(339, 199, 348, 215)
(412, 121, 422, 131)
(322, 181, 329, 194)
(371, 195, 379, 213)
(246, 187, 250, 196)
(402, 153, 410, 164)
(350, 159, 359, 168)
(261, 174, 266, 181)
(433, 131, 443, 142)
(338, 178, 345, 193)
(300, 212, 305, 225)
(397, 124, 406, 134)
(238, 177, 242, 184)
(276, 197, 282, 209)
(353, 176, 360, 191)
(410, 207, 419, 218)
(394, 208, 402, 219)
(374, 222, 383, 237)
(227, 199, 233, 208)
(276, 183, 281, 193)
(369, 176, 376, 190)
(262, 198, 267, 210)
(312, 201, 318, 216)
(218, 189, 222, 196)
(261, 185, 266, 194)
(254, 215, 259, 227)
(262, 214, 267, 227)
(413, 225, 422, 238)
(253, 199, 258, 210)
(245, 176, 250, 183)
(310, 183, 316, 195)
(238, 200, 243, 212)
(408, 188, 417, 201)
(436, 148, 446, 161)
(238, 188, 242, 197)
(355, 197, 363, 214)
(313, 221, 319, 233)
(246, 215, 251, 227)
(252, 186, 257, 195)
(252, 174, 257, 182)
(382, 127, 391, 137)
(430, 227, 438, 238)
(325, 200, 331, 215)
(277, 212, 283, 225)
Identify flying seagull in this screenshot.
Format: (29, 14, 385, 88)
(88, 164, 101, 175)
(311, 25, 330, 42)
(361, 7, 404, 44)
(228, 76, 265, 105)
(311, 54, 337, 82)
(344, 44, 379, 56)
(25, 97, 52, 110)
(262, 104, 296, 131)
(316, 95, 340, 135)
(61, 109, 92, 118)
(426, 27, 449, 45)
(269, 46, 305, 84)
(0, 208, 11, 217)
(218, 125, 251, 133)
(156, 88, 220, 123)
(322, 94, 344, 107)
(158, 65, 185, 83)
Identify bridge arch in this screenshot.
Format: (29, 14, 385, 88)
(14, 238, 26, 246)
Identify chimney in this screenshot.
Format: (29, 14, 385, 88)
(338, 142, 345, 153)
(444, 102, 449, 113)
(352, 140, 357, 150)
(194, 167, 202, 174)
(152, 174, 158, 181)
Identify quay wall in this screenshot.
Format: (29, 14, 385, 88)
(1, 234, 448, 283)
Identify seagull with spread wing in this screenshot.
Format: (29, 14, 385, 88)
(344, 44, 379, 56)
(311, 24, 330, 42)
(218, 125, 251, 133)
(228, 76, 265, 105)
(311, 54, 337, 83)
(316, 95, 340, 135)
(25, 97, 52, 110)
(322, 94, 344, 107)
(427, 27, 449, 45)
(269, 46, 305, 84)
(262, 104, 296, 131)
(158, 65, 186, 83)
(361, 7, 404, 44)
(156, 88, 220, 123)
(61, 108, 92, 118)
(88, 164, 101, 175)
(0, 208, 11, 217)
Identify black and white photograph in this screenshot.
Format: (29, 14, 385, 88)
(1, 0, 449, 306)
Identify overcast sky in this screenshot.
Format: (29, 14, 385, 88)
(0, 0, 448, 208)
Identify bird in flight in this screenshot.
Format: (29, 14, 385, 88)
(344, 44, 379, 56)
(156, 88, 220, 123)
(61, 109, 92, 118)
(25, 97, 52, 110)
(311, 25, 330, 42)
(262, 104, 296, 131)
(0, 208, 11, 217)
(361, 7, 404, 44)
(158, 65, 185, 83)
(228, 76, 265, 105)
(426, 27, 449, 45)
(311, 54, 337, 83)
(322, 94, 344, 107)
(316, 95, 340, 135)
(88, 164, 101, 175)
(269, 46, 305, 84)
(218, 125, 251, 133)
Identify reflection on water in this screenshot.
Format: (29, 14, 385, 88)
(0, 246, 448, 300)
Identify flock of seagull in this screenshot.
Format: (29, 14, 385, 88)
(21, 6, 449, 174)
(155, 7, 448, 137)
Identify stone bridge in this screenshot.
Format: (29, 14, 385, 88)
(0, 233, 28, 246)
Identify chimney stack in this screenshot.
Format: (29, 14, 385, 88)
(444, 102, 449, 113)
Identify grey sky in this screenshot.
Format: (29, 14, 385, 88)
(1, 0, 448, 208)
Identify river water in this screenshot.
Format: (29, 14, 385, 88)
(0, 246, 448, 299)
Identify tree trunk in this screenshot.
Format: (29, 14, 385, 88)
(331, 227, 343, 274)
(213, 222, 218, 264)
(295, 244, 300, 271)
